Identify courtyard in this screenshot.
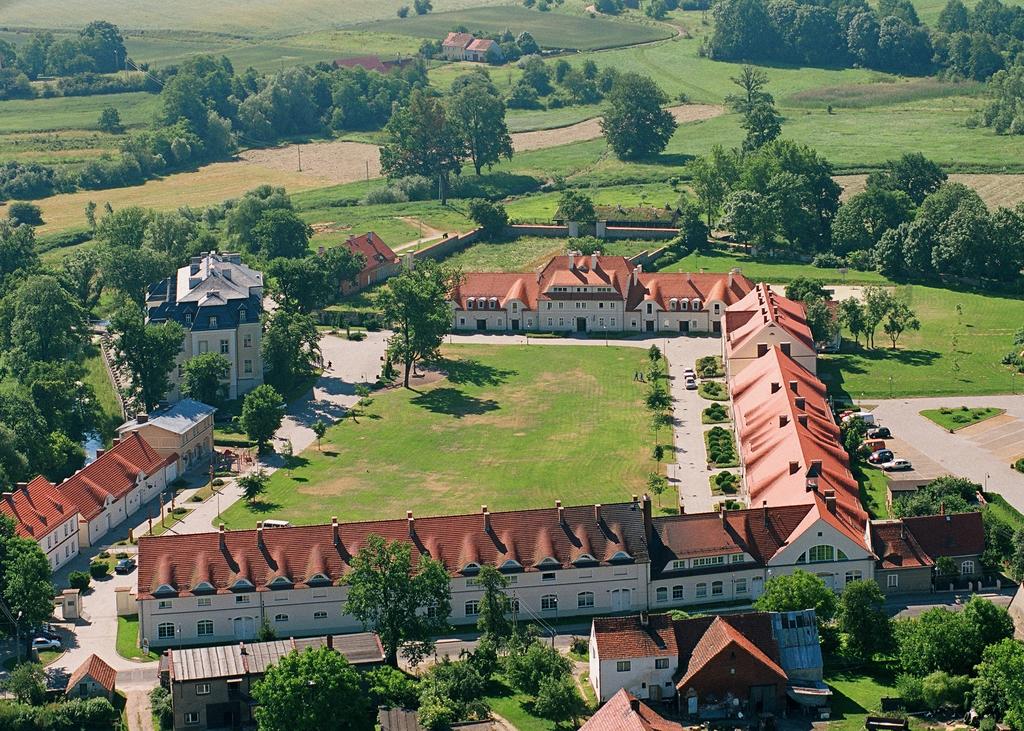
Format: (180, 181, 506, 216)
(218, 343, 668, 528)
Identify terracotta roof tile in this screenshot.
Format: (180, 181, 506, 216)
(0, 476, 75, 540)
(66, 654, 116, 695)
(677, 615, 787, 689)
(725, 284, 816, 357)
(137, 501, 648, 599)
(58, 433, 166, 521)
(592, 613, 679, 661)
(343, 232, 398, 275)
(871, 520, 933, 570)
(580, 689, 684, 731)
(443, 32, 475, 48)
(904, 512, 984, 559)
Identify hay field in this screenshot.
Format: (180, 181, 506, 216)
(837, 174, 1024, 208)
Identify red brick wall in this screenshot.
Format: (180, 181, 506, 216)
(678, 650, 786, 708)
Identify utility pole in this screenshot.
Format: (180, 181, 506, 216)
(297, 144, 302, 173)
(365, 159, 370, 182)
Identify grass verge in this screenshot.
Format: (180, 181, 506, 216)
(854, 462, 890, 519)
(116, 614, 159, 662)
(920, 406, 1005, 432)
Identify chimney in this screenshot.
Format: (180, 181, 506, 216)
(641, 494, 653, 534)
(728, 270, 734, 287)
(824, 489, 837, 515)
(631, 266, 639, 286)
(789, 461, 800, 475)
(720, 506, 727, 524)
(239, 641, 247, 656)
(757, 343, 769, 357)
(795, 396, 806, 410)
(95, 449, 105, 459)
(137, 413, 148, 424)
(632, 494, 639, 508)
(591, 251, 599, 270)
(763, 500, 768, 527)
(594, 504, 602, 524)
(219, 523, 226, 548)
(482, 505, 491, 533)
(809, 459, 823, 475)
(640, 611, 649, 627)
(779, 414, 789, 428)
(568, 252, 576, 270)
(781, 342, 792, 356)
(797, 414, 808, 427)
(15, 481, 27, 491)
(407, 510, 415, 537)
(789, 380, 799, 394)
(556, 500, 564, 525)
(326, 634, 334, 651)
(112, 437, 120, 446)
(939, 501, 945, 516)
(257, 522, 264, 549)
(900, 522, 905, 540)
(332, 516, 339, 546)
(367, 232, 374, 243)
(770, 382, 781, 394)
(629, 697, 640, 713)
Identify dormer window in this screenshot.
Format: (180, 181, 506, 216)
(573, 553, 597, 565)
(307, 573, 330, 585)
(669, 559, 687, 570)
(231, 578, 254, 591)
(209, 316, 218, 328)
(536, 557, 560, 568)
(239, 309, 246, 322)
(184, 312, 193, 325)
(462, 562, 481, 575)
(680, 299, 689, 311)
(269, 576, 291, 588)
(500, 559, 522, 571)
(670, 298, 678, 311)
(609, 550, 633, 562)
(467, 298, 475, 310)
(193, 581, 214, 593)
(155, 583, 176, 595)
(692, 299, 701, 311)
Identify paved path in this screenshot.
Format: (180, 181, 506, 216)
(447, 332, 724, 513)
(869, 395, 1024, 513)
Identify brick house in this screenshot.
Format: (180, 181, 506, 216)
(339, 232, 401, 294)
(871, 512, 985, 594)
(0, 476, 80, 571)
(450, 253, 755, 334)
(65, 654, 116, 700)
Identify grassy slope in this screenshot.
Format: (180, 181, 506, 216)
(444, 236, 653, 271)
(217, 344, 655, 528)
(662, 248, 893, 284)
(83, 344, 125, 439)
(361, 6, 673, 49)
(0, 92, 160, 133)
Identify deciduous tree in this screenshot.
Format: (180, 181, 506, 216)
(238, 468, 269, 503)
(108, 299, 183, 409)
(754, 569, 837, 623)
(475, 565, 512, 644)
(449, 78, 513, 176)
(240, 385, 284, 452)
(262, 309, 321, 393)
(380, 89, 464, 204)
(181, 352, 231, 407)
(600, 73, 676, 160)
(883, 300, 920, 349)
(837, 579, 891, 659)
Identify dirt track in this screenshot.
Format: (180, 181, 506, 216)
(234, 104, 725, 185)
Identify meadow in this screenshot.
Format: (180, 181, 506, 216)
(444, 235, 654, 271)
(216, 343, 656, 528)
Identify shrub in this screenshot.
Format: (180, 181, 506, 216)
(348, 330, 367, 341)
(812, 252, 846, 269)
(6, 201, 43, 226)
(468, 199, 509, 240)
(68, 571, 91, 591)
(570, 635, 588, 656)
(1014, 458, 1024, 474)
(115, 552, 129, 559)
(89, 561, 109, 579)
(397, 5, 410, 16)
(151, 687, 173, 730)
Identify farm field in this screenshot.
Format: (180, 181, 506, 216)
(358, 6, 674, 50)
(837, 173, 1024, 208)
(216, 343, 655, 528)
(444, 236, 654, 271)
(0, 92, 159, 134)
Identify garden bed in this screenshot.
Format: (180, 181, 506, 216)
(698, 381, 728, 401)
(702, 402, 729, 424)
(695, 355, 725, 378)
(710, 470, 740, 495)
(704, 426, 739, 468)
(920, 406, 1005, 431)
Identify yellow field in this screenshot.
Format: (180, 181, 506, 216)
(0, 161, 333, 234)
(836, 173, 1024, 208)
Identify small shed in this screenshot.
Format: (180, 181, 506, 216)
(65, 654, 116, 700)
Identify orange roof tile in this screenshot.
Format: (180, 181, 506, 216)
(725, 284, 816, 357)
(580, 689, 684, 731)
(0, 476, 75, 540)
(66, 654, 116, 695)
(343, 232, 398, 275)
(59, 433, 166, 521)
(677, 615, 787, 690)
(904, 512, 984, 559)
(871, 520, 933, 570)
(592, 613, 679, 661)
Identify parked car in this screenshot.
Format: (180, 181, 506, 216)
(29, 625, 59, 641)
(861, 439, 887, 454)
(683, 368, 696, 379)
(684, 377, 698, 390)
(867, 426, 892, 439)
(31, 637, 61, 652)
(883, 458, 913, 471)
(114, 558, 136, 574)
(867, 449, 895, 465)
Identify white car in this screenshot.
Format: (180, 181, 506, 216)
(684, 377, 698, 390)
(31, 637, 61, 652)
(882, 458, 913, 472)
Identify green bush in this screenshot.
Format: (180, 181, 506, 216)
(347, 330, 367, 341)
(88, 561, 109, 579)
(68, 571, 90, 591)
(1014, 458, 1024, 474)
(151, 687, 173, 730)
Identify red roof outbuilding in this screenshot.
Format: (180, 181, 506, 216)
(66, 654, 116, 696)
(580, 688, 684, 731)
(0, 476, 75, 540)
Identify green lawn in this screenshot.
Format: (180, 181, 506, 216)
(983, 492, 1024, 532)
(218, 344, 656, 528)
(825, 662, 901, 731)
(116, 614, 158, 662)
(854, 462, 890, 519)
(83, 344, 125, 439)
(820, 285, 1024, 399)
(299, 199, 474, 252)
(663, 247, 893, 285)
(484, 677, 587, 731)
(360, 6, 673, 50)
(920, 406, 1005, 431)
(443, 236, 654, 272)
(0, 92, 160, 133)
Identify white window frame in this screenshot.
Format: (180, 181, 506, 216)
(196, 683, 211, 696)
(197, 620, 214, 636)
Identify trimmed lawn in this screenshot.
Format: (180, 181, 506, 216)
(825, 662, 901, 731)
(82, 344, 125, 439)
(218, 344, 655, 528)
(983, 492, 1024, 532)
(116, 614, 158, 662)
(854, 462, 890, 519)
(484, 677, 588, 731)
(920, 406, 1005, 431)
(819, 285, 1024, 399)
(444, 236, 654, 273)
(663, 247, 893, 285)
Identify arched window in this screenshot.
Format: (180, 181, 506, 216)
(158, 622, 175, 639)
(196, 620, 214, 637)
(680, 299, 689, 311)
(961, 560, 975, 575)
(711, 581, 724, 596)
(692, 299, 701, 311)
(656, 587, 668, 603)
(467, 298, 475, 310)
(670, 298, 678, 311)
(577, 591, 594, 608)
(799, 545, 848, 564)
(465, 600, 480, 616)
(541, 594, 558, 611)
(672, 585, 684, 601)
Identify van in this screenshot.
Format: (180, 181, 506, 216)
(262, 519, 291, 528)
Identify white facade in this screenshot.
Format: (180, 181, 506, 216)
(77, 463, 174, 548)
(38, 515, 80, 572)
(589, 629, 678, 703)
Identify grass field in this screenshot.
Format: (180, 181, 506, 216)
(360, 6, 673, 50)
(83, 345, 125, 439)
(825, 662, 902, 731)
(855, 463, 890, 519)
(820, 285, 1024, 399)
(116, 615, 158, 661)
(217, 344, 655, 528)
(920, 406, 1005, 431)
(444, 236, 653, 272)
(0, 92, 159, 133)
(663, 247, 893, 285)
(299, 200, 474, 252)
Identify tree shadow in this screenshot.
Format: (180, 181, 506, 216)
(246, 500, 283, 514)
(410, 388, 499, 418)
(431, 357, 516, 387)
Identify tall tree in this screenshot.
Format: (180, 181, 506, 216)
(344, 534, 452, 666)
(57, 249, 104, 313)
(268, 248, 364, 314)
(862, 286, 895, 348)
(262, 309, 321, 393)
(600, 73, 676, 160)
(973, 638, 1024, 728)
(0, 220, 38, 294)
(108, 299, 184, 410)
(379, 262, 461, 388)
(688, 146, 740, 226)
(181, 352, 231, 407)
(883, 300, 920, 348)
(753, 569, 837, 622)
(741, 101, 783, 151)
(3, 537, 54, 628)
(837, 579, 891, 659)
(240, 385, 284, 452)
(380, 89, 465, 204)
(448, 77, 513, 176)
(99, 244, 172, 307)
(725, 66, 774, 116)
(866, 153, 947, 206)
(475, 565, 512, 645)
(250, 209, 312, 260)
(252, 647, 371, 731)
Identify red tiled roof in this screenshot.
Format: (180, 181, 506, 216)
(730, 346, 867, 546)
(650, 504, 813, 573)
(467, 38, 497, 52)
(725, 284, 816, 357)
(871, 520, 933, 570)
(580, 689, 684, 731)
(0, 476, 75, 540)
(592, 613, 678, 661)
(343, 232, 398, 275)
(904, 512, 984, 559)
(677, 615, 787, 690)
(59, 433, 166, 521)
(66, 654, 116, 695)
(634, 270, 754, 312)
(333, 56, 398, 73)
(137, 501, 649, 599)
(442, 32, 475, 48)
